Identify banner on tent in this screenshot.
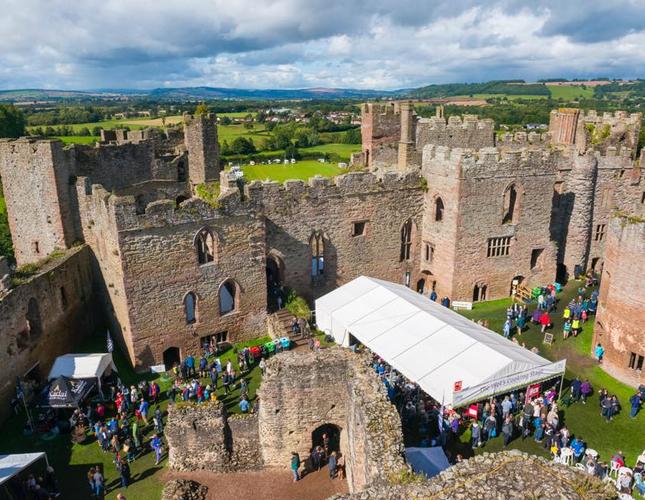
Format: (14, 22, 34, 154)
(452, 359, 566, 407)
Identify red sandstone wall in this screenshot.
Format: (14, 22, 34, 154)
(593, 218, 645, 387)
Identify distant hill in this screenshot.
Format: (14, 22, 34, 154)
(405, 81, 551, 98)
(0, 87, 398, 102)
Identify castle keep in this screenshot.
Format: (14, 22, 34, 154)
(0, 106, 643, 389)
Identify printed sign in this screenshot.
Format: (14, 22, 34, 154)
(454, 380, 463, 392)
(150, 364, 167, 374)
(543, 333, 554, 345)
(452, 301, 473, 310)
(452, 359, 567, 407)
(525, 383, 541, 403)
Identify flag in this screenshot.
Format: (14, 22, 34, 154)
(107, 331, 114, 353)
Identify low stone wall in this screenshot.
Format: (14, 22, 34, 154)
(332, 450, 615, 499)
(258, 348, 406, 493)
(165, 401, 263, 472)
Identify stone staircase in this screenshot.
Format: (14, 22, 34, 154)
(266, 308, 311, 347)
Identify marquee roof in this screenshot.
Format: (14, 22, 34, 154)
(315, 276, 565, 407)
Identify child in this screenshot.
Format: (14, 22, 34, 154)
(563, 319, 572, 339)
(571, 317, 581, 337)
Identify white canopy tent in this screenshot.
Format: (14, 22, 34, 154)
(316, 276, 566, 408)
(48, 353, 117, 393)
(0, 452, 48, 486)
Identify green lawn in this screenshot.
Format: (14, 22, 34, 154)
(300, 143, 360, 161)
(548, 85, 595, 100)
(458, 280, 645, 466)
(54, 136, 99, 145)
(0, 333, 270, 499)
(217, 123, 270, 144)
(238, 159, 346, 183)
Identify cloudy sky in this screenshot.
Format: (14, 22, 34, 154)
(1, 0, 643, 90)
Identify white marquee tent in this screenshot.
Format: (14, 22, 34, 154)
(48, 353, 117, 392)
(0, 452, 48, 486)
(315, 276, 566, 408)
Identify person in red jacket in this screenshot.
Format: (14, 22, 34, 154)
(540, 311, 551, 333)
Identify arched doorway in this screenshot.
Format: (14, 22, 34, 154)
(509, 275, 525, 296)
(163, 347, 181, 371)
(473, 283, 487, 302)
(311, 423, 341, 455)
(266, 254, 285, 313)
(416, 278, 425, 293)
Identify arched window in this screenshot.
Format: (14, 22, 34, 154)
(195, 227, 216, 265)
(434, 197, 445, 222)
(400, 219, 414, 261)
(310, 231, 325, 276)
(502, 184, 522, 225)
(219, 280, 238, 315)
(184, 292, 197, 324)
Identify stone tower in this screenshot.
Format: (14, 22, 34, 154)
(183, 113, 220, 186)
(0, 139, 77, 265)
(397, 101, 414, 170)
(562, 151, 598, 277)
(549, 108, 581, 146)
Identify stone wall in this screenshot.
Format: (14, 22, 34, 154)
(422, 146, 558, 301)
(258, 349, 406, 493)
(593, 216, 645, 387)
(165, 401, 263, 472)
(247, 172, 425, 304)
(360, 102, 401, 170)
(332, 450, 615, 499)
(416, 115, 495, 152)
(0, 246, 96, 422)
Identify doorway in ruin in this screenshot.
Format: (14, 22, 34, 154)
(509, 275, 525, 296)
(416, 278, 425, 293)
(163, 347, 181, 371)
(311, 423, 341, 455)
(266, 254, 285, 313)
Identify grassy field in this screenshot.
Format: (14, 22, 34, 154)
(456, 280, 645, 466)
(238, 160, 346, 182)
(0, 333, 270, 499)
(300, 143, 360, 160)
(54, 136, 99, 144)
(217, 123, 270, 144)
(548, 85, 595, 100)
(471, 93, 549, 100)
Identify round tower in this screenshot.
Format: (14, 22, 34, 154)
(563, 151, 597, 277)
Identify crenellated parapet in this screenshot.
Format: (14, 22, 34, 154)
(497, 131, 550, 147)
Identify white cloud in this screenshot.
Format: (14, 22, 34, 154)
(0, 0, 642, 89)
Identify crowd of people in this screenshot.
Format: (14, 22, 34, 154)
(290, 432, 345, 483)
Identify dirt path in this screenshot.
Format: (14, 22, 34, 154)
(163, 467, 349, 500)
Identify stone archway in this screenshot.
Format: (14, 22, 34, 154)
(311, 423, 341, 455)
(163, 347, 181, 371)
(266, 253, 285, 313)
(510, 275, 525, 296)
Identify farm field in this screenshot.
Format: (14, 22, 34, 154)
(300, 143, 360, 160)
(548, 85, 595, 100)
(54, 136, 99, 144)
(471, 93, 549, 100)
(236, 159, 345, 182)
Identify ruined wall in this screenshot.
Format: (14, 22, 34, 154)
(422, 146, 558, 301)
(258, 349, 406, 493)
(165, 402, 263, 472)
(108, 194, 266, 367)
(76, 181, 135, 362)
(332, 450, 615, 500)
(361, 103, 401, 170)
(184, 113, 220, 185)
(593, 217, 645, 387)
(246, 172, 425, 304)
(0, 246, 96, 422)
(416, 115, 495, 151)
(0, 139, 78, 265)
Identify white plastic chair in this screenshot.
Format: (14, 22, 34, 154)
(609, 460, 620, 478)
(575, 463, 586, 471)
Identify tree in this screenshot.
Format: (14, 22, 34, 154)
(342, 127, 361, 144)
(220, 116, 232, 126)
(231, 137, 256, 155)
(243, 122, 254, 130)
(195, 103, 209, 115)
(285, 143, 300, 160)
(0, 105, 26, 138)
(220, 140, 232, 156)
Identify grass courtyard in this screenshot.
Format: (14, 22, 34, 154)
(455, 280, 645, 466)
(236, 160, 346, 183)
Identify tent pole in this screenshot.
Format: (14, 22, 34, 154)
(558, 373, 565, 401)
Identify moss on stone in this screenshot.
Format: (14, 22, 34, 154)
(195, 181, 221, 208)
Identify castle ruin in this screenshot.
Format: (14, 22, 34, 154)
(0, 104, 644, 406)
